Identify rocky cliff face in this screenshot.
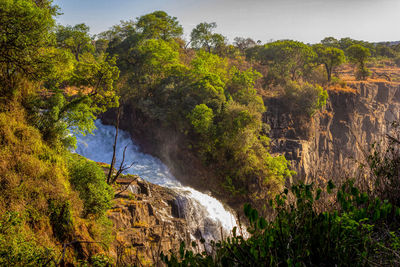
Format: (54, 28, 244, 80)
(108, 175, 191, 266)
(266, 81, 400, 185)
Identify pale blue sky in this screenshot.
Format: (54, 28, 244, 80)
(53, 0, 400, 43)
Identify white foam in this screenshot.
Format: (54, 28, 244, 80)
(75, 120, 241, 241)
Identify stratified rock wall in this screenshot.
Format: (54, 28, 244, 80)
(108, 175, 191, 266)
(266, 82, 400, 185)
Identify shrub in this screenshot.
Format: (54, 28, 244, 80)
(48, 199, 74, 242)
(395, 56, 400, 67)
(162, 182, 400, 266)
(67, 154, 113, 218)
(283, 81, 328, 116)
(0, 212, 55, 266)
(330, 76, 347, 88)
(366, 122, 400, 205)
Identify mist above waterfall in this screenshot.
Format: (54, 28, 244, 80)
(75, 120, 241, 242)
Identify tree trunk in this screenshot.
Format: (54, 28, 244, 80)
(107, 107, 121, 184)
(325, 63, 331, 82)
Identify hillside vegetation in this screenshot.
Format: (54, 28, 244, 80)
(0, 0, 117, 265)
(1, 0, 400, 265)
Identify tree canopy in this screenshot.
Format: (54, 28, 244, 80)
(313, 44, 346, 81)
(136, 10, 183, 40)
(190, 22, 227, 53)
(346, 44, 371, 80)
(0, 0, 56, 93)
(258, 40, 316, 83)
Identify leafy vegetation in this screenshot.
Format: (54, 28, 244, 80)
(347, 44, 372, 80)
(2, 0, 400, 264)
(0, 0, 116, 265)
(67, 154, 113, 218)
(162, 123, 400, 266)
(163, 181, 400, 266)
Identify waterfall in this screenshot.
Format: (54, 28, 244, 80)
(75, 120, 241, 243)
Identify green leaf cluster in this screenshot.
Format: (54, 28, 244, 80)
(67, 154, 113, 218)
(163, 181, 400, 266)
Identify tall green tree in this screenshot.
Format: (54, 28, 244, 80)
(190, 22, 226, 53)
(136, 11, 183, 40)
(56, 23, 94, 61)
(313, 44, 346, 82)
(346, 44, 371, 80)
(321, 37, 339, 48)
(259, 40, 316, 83)
(0, 0, 56, 94)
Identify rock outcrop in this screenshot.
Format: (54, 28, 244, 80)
(266, 81, 400, 185)
(108, 175, 191, 266)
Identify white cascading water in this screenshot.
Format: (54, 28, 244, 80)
(75, 120, 241, 243)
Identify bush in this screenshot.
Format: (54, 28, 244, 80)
(355, 66, 371, 80)
(67, 154, 113, 218)
(163, 182, 400, 266)
(0, 212, 55, 266)
(394, 56, 400, 67)
(48, 199, 74, 242)
(330, 76, 347, 88)
(283, 81, 328, 116)
(366, 122, 400, 205)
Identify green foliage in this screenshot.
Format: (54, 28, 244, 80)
(0, 0, 56, 94)
(321, 36, 339, 48)
(106, 19, 292, 196)
(283, 81, 328, 116)
(48, 199, 74, 242)
(347, 43, 371, 62)
(78, 253, 114, 267)
(163, 182, 400, 266)
(313, 44, 346, 82)
(70, 52, 120, 113)
(375, 43, 397, 58)
(136, 11, 183, 40)
(346, 44, 371, 80)
(33, 92, 96, 149)
(259, 40, 316, 83)
(67, 154, 113, 218)
(227, 67, 264, 113)
(190, 22, 227, 53)
(56, 23, 94, 61)
(0, 211, 55, 267)
(188, 104, 214, 135)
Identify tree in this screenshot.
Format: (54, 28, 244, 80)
(70, 53, 120, 113)
(346, 44, 371, 80)
(136, 11, 183, 40)
(375, 43, 396, 58)
(188, 104, 214, 135)
(283, 81, 328, 116)
(259, 40, 316, 83)
(56, 23, 94, 61)
(0, 0, 56, 93)
(233, 37, 256, 52)
(313, 44, 346, 81)
(190, 22, 226, 53)
(321, 37, 339, 48)
(39, 52, 120, 147)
